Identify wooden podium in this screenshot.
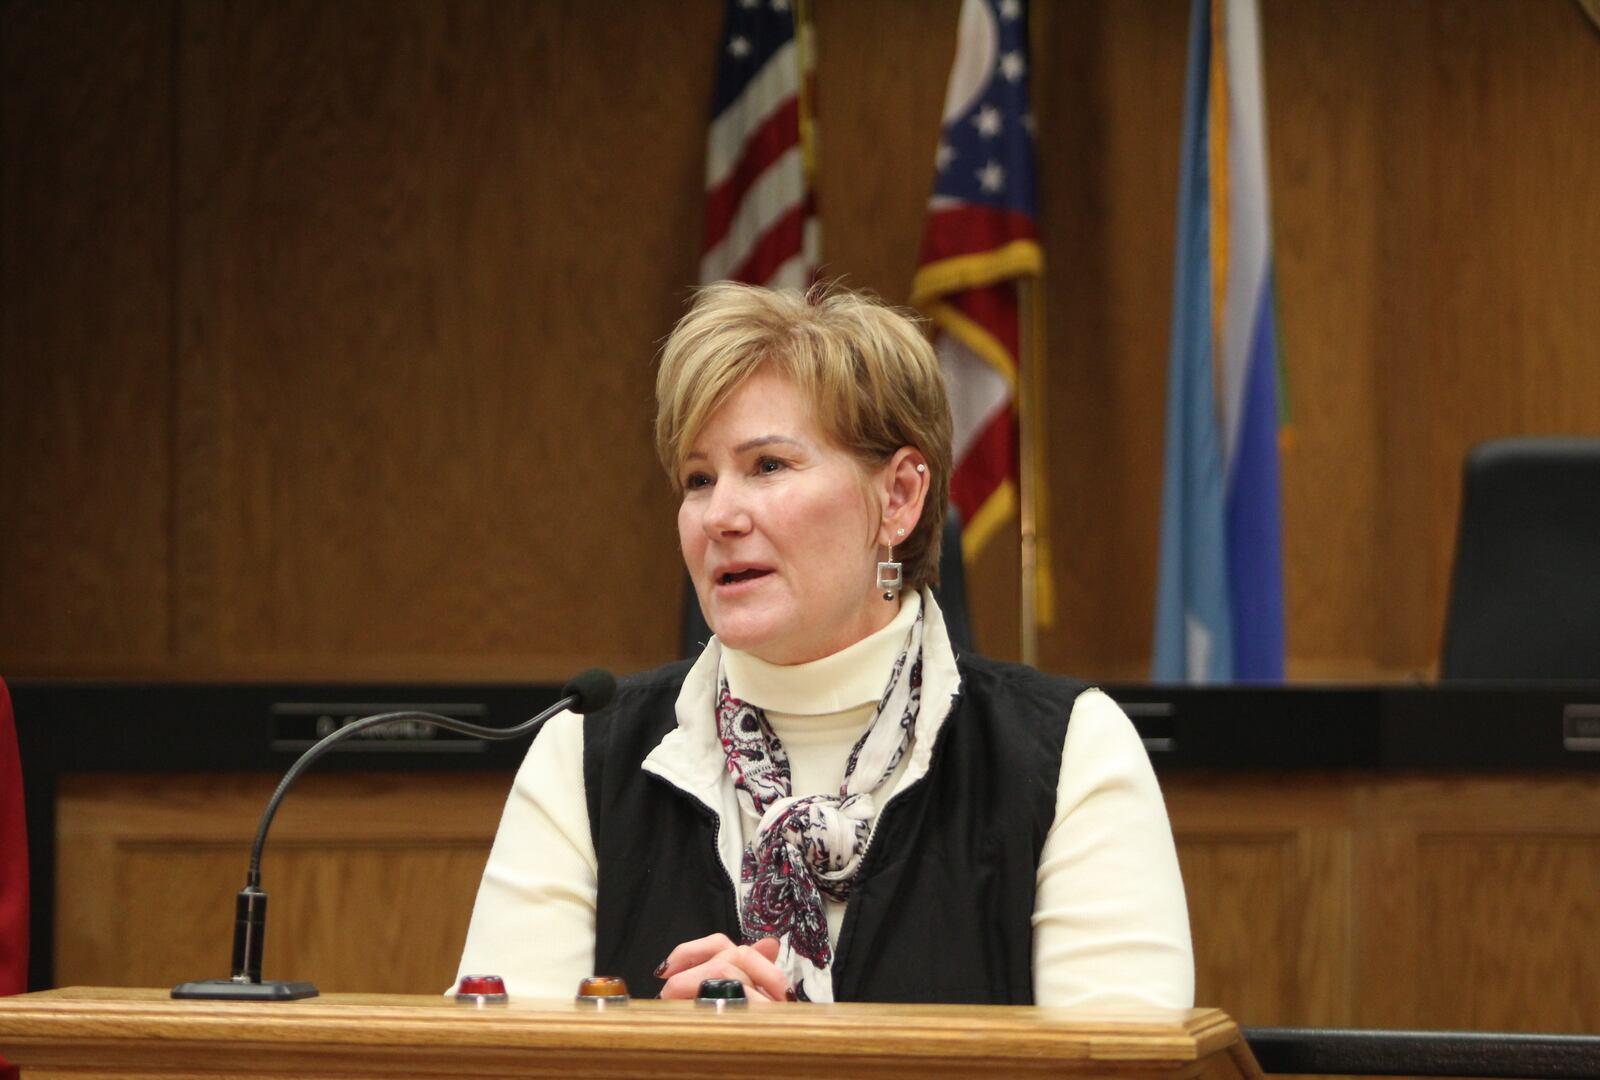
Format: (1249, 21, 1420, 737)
(0, 988, 1262, 1079)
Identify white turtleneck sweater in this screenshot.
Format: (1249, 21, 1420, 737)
(456, 594, 1193, 1007)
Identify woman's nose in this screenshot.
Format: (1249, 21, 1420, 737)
(703, 479, 751, 536)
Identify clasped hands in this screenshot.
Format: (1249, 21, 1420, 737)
(655, 933, 795, 1002)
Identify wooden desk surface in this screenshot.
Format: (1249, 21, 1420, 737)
(0, 987, 1261, 1079)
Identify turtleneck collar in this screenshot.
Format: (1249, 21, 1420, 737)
(721, 592, 923, 716)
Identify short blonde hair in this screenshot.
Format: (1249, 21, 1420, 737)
(656, 282, 953, 592)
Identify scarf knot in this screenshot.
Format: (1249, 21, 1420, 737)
(738, 792, 878, 968)
(715, 607, 924, 1000)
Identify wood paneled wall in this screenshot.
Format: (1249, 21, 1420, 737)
(1169, 770, 1600, 1033)
(4, 1, 1599, 682)
(56, 768, 1600, 1036)
(54, 772, 495, 994)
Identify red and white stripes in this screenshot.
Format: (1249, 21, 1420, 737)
(701, 0, 817, 289)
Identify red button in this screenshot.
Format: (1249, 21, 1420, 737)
(457, 975, 507, 996)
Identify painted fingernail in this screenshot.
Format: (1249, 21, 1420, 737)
(653, 960, 669, 978)
(785, 988, 798, 1002)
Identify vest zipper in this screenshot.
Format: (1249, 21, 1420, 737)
(831, 687, 963, 977)
(655, 773, 742, 932)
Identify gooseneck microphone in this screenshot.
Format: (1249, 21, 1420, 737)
(172, 668, 616, 1001)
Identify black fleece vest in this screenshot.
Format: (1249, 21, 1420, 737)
(582, 652, 1085, 1003)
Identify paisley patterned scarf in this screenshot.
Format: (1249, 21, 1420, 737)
(715, 607, 924, 1001)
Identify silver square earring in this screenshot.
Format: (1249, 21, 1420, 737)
(877, 544, 902, 601)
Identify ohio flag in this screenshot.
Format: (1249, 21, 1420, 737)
(911, 0, 1044, 588)
(1153, 0, 1287, 682)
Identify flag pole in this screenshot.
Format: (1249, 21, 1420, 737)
(1018, 275, 1039, 668)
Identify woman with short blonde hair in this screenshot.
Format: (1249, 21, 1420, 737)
(656, 282, 952, 591)
(458, 282, 1192, 1006)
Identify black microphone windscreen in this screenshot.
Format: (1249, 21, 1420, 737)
(562, 668, 616, 713)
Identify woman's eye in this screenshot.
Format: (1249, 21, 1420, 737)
(756, 456, 786, 475)
(683, 472, 712, 491)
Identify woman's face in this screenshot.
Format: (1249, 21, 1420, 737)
(677, 368, 898, 665)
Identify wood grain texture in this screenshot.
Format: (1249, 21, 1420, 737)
(1168, 775, 1355, 1028)
(1258, 0, 1385, 679)
(1033, 0, 1189, 676)
(3, 0, 1600, 680)
(177, 1, 719, 680)
(1365, 0, 1600, 676)
(54, 768, 1600, 1040)
(1165, 771, 1600, 1034)
(0, 989, 1259, 1080)
(1353, 775, 1600, 1033)
(810, 0, 958, 299)
(54, 771, 506, 993)
(1414, 836, 1600, 1032)
(0, 1, 174, 671)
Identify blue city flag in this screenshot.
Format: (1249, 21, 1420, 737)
(1153, 0, 1286, 683)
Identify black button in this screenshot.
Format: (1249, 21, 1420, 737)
(696, 978, 747, 1001)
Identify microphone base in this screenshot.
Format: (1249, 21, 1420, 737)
(172, 978, 320, 1000)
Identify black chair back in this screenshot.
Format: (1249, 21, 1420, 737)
(1441, 437, 1600, 680)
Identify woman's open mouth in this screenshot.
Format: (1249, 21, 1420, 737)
(715, 567, 773, 587)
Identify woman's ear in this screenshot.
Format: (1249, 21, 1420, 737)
(877, 448, 931, 547)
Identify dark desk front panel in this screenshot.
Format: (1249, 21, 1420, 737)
(12, 680, 1600, 1025)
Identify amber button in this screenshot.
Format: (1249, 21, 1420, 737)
(575, 975, 630, 1007)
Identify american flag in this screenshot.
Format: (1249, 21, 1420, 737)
(700, 0, 817, 288)
(910, 0, 1042, 571)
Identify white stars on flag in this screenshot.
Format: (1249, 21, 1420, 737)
(925, 0, 1037, 211)
(728, 35, 752, 58)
